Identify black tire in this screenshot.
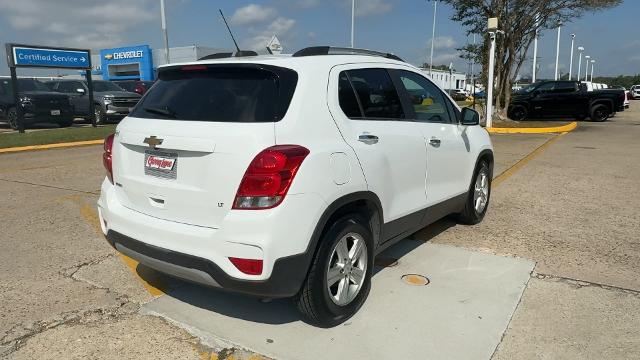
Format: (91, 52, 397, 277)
(456, 161, 491, 225)
(590, 104, 609, 122)
(6, 107, 18, 130)
(58, 118, 74, 128)
(94, 106, 105, 125)
(508, 105, 528, 121)
(296, 215, 374, 327)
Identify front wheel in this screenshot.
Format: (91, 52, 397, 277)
(296, 215, 373, 327)
(508, 105, 528, 121)
(456, 161, 491, 225)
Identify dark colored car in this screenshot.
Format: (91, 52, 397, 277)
(447, 89, 468, 101)
(45, 79, 141, 124)
(508, 81, 626, 122)
(113, 80, 154, 95)
(0, 78, 73, 129)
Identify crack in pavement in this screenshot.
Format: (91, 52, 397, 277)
(0, 177, 99, 195)
(533, 272, 640, 296)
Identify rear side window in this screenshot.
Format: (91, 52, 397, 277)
(339, 69, 404, 120)
(131, 65, 298, 122)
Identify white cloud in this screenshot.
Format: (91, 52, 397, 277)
(432, 52, 459, 65)
(230, 4, 277, 26)
(244, 17, 297, 51)
(428, 36, 456, 50)
(0, 0, 155, 49)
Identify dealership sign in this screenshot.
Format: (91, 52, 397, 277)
(104, 50, 144, 60)
(6, 44, 91, 69)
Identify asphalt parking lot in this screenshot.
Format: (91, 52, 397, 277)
(1, 103, 639, 359)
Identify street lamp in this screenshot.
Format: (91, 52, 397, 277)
(577, 46, 585, 81)
(568, 34, 575, 80)
(532, 13, 540, 83)
(590, 59, 596, 82)
(584, 55, 591, 81)
(427, 0, 438, 77)
(554, 21, 562, 80)
(486, 17, 502, 129)
(160, 0, 170, 64)
(351, 0, 355, 48)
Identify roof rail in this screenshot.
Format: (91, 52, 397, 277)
(292, 46, 404, 62)
(198, 50, 258, 61)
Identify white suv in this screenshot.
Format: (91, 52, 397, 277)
(97, 47, 494, 326)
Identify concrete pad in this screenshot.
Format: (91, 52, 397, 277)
(493, 277, 640, 360)
(143, 243, 534, 360)
(489, 133, 554, 176)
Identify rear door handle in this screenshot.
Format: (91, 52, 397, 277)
(358, 134, 379, 145)
(429, 137, 441, 147)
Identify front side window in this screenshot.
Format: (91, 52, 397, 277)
(341, 68, 404, 120)
(396, 70, 453, 123)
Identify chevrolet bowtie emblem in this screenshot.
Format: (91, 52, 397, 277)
(143, 136, 163, 149)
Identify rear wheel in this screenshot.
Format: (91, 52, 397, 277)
(456, 161, 491, 225)
(508, 105, 528, 121)
(59, 118, 74, 128)
(590, 104, 609, 122)
(6, 107, 18, 130)
(296, 215, 373, 327)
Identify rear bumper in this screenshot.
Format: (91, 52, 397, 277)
(97, 179, 326, 298)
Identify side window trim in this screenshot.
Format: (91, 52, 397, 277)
(387, 69, 417, 120)
(343, 71, 366, 118)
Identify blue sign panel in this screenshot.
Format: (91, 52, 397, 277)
(100, 45, 154, 81)
(11, 46, 91, 69)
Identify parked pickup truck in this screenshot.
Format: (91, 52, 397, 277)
(46, 79, 141, 124)
(508, 80, 626, 122)
(0, 78, 74, 129)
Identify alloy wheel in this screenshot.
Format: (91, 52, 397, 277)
(326, 232, 368, 306)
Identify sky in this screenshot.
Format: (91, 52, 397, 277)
(0, 0, 638, 78)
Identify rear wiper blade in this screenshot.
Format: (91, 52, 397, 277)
(143, 106, 176, 118)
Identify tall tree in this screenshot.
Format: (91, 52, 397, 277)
(442, 0, 621, 120)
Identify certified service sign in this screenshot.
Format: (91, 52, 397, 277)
(6, 44, 91, 69)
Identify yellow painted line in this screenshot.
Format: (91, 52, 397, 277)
(488, 121, 577, 134)
(0, 139, 104, 154)
(76, 201, 167, 297)
(493, 132, 568, 188)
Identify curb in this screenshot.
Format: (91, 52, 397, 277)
(0, 139, 104, 154)
(487, 121, 577, 134)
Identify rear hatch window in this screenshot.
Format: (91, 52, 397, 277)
(130, 65, 298, 122)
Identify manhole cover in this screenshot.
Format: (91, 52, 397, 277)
(375, 257, 399, 268)
(401, 274, 430, 286)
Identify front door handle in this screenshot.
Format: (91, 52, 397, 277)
(358, 134, 379, 145)
(429, 137, 441, 147)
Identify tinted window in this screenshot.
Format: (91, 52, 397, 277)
(345, 69, 404, 120)
(130, 66, 298, 122)
(115, 81, 135, 92)
(397, 70, 453, 123)
(56, 81, 84, 93)
(553, 82, 577, 93)
(93, 81, 125, 92)
(535, 82, 555, 92)
(338, 72, 362, 118)
(15, 79, 50, 92)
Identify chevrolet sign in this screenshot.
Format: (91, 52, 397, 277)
(105, 50, 144, 60)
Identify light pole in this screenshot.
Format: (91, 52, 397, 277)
(486, 17, 501, 129)
(584, 55, 591, 81)
(590, 59, 595, 82)
(351, 0, 355, 48)
(428, 0, 438, 77)
(577, 46, 584, 81)
(568, 34, 575, 80)
(532, 13, 539, 82)
(160, 0, 170, 64)
(554, 21, 561, 80)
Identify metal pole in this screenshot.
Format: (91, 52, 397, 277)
(568, 34, 575, 80)
(584, 56, 591, 81)
(429, 0, 437, 77)
(486, 32, 496, 129)
(590, 61, 595, 82)
(554, 23, 561, 80)
(577, 47, 584, 81)
(86, 70, 96, 127)
(160, 0, 170, 65)
(532, 14, 539, 83)
(351, 0, 355, 48)
(9, 67, 24, 133)
(471, 33, 476, 108)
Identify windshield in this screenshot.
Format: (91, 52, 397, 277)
(130, 65, 298, 122)
(516, 82, 542, 94)
(93, 81, 125, 92)
(17, 79, 50, 92)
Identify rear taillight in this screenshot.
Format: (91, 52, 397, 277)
(229, 257, 263, 275)
(233, 145, 310, 210)
(103, 134, 115, 184)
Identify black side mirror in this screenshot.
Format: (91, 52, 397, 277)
(460, 107, 480, 126)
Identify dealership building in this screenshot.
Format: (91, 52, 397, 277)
(90, 44, 228, 81)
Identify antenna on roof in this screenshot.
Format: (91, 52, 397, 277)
(219, 9, 240, 53)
